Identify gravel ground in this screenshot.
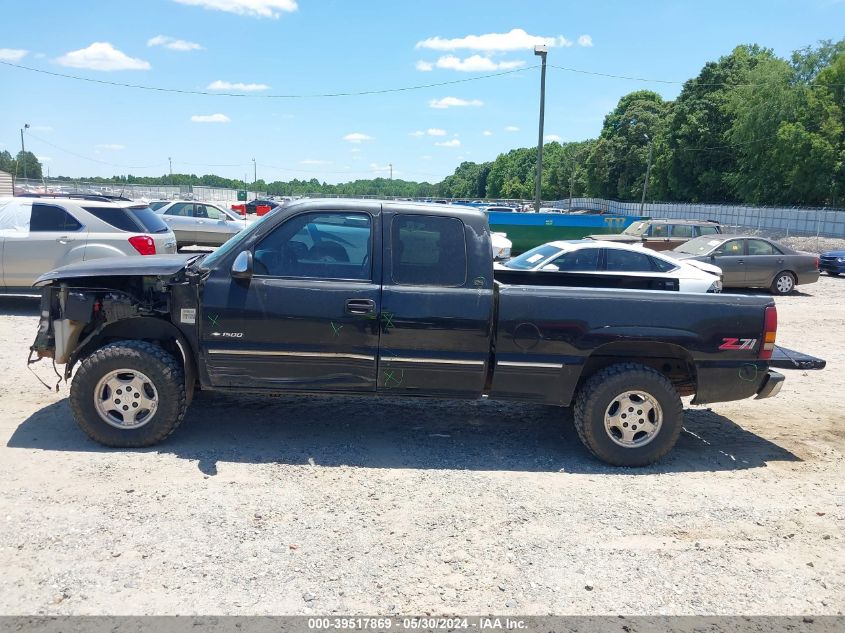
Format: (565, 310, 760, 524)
(0, 275, 843, 616)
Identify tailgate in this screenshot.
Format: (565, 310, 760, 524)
(769, 345, 826, 370)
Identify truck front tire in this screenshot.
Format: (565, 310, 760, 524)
(69, 340, 187, 447)
(573, 363, 683, 466)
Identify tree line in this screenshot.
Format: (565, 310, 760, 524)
(5, 40, 843, 207)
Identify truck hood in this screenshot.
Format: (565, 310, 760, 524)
(34, 254, 198, 286)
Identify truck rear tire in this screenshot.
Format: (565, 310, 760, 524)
(573, 363, 683, 466)
(69, 340, 187, 448)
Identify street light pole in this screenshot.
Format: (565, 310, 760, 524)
(569, 158, 576, 211)
(252, 158, 257, 198)
(533, 45, 548, 213)
(20, 123, 30, 181)
(168, 157, 172, 187)
(639, 134, 653, 215)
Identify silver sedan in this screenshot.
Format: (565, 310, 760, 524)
(154, 201, 248, 248)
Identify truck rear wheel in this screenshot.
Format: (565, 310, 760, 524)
(573, 363, 683, 466)
(69, 340, 187, 447)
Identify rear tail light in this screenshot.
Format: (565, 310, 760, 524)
(128, 235, 157, 256)
(815, 257, 820, 270)
(759, 305, 777, 360)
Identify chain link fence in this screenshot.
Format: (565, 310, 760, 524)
(12, 178, 265, 204)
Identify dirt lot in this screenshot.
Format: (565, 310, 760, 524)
(0, 273, 843, 616)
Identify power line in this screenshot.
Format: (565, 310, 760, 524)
(24, 132, 163, 169)
(0, 60, 536, 98)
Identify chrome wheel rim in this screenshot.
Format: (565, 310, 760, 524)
(93, 369, 159, 430)
(776, 274, 794, 293)
(604, 390, 663, 448)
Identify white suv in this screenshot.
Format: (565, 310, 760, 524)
(0, 196, 177, 292)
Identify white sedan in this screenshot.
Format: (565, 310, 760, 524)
(498, 240, 723, 293)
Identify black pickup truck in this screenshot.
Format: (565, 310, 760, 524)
(29, 200, 824, 466)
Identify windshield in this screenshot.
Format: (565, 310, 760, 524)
(622, 221, 649, 236)
(201, 210, 275, 268)
(673, 236, 722, 255)
(503, 244, 562, 270)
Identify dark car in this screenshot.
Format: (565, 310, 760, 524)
(588, 219, 722, 251)
(819, 250, 845, 276)
(244, 199, 280, 215)
(671, 235, 819, 295)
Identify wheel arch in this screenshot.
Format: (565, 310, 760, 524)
(71, 317, 197, 404)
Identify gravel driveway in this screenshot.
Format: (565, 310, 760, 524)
(0, 275, 843, 616)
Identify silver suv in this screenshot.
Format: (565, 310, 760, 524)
(0, 196, 177, 292)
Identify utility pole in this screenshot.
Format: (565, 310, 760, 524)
(389, 163, 393, 180)
(639, 134, 653, 215)
(533, 45, 548, 213)
(252, 158, 257, 197)
(20, 124, 30, 181)
(568, 159, 576, 211)
(168, 157, 173, 187)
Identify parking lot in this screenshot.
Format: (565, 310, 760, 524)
(0, 275, 843, 616)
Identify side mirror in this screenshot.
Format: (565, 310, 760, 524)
(541, 263, 560, 272)
(231, 250, 253, 280)
(710, 254, 717, 262)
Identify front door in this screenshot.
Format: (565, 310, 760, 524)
(194, 203, 235, 246)
(200, 208, 381, 392)
(710, 238, 747, 286)
(377, 211, 494, 398)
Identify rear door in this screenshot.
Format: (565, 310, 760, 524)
(2, 202, 86, 289)
(200, 206, 381, 391)
(377, 211, 494, 398)
(666, 223, 695, 250)
(160, 202, 197, 246)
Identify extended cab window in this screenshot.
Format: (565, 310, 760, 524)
(698, 226, 719, 236)
(254, 212, 372, 280)
(649, 224, 669, 238)
(30, 204, 82, 232)
(671, 224, 694, 238)
(392, 215, 467, 286)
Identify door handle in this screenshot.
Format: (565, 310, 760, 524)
(345, 299, 375, 315)
(737, 259, 745, 264)
(56, 236, 69, 244)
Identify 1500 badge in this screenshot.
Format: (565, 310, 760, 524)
(211, 332, 244, 338)
(719, 337, 758, 350)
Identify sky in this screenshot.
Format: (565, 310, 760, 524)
(1, 0, 844, 184)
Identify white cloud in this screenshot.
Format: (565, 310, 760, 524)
(147, 35, 203, 51)
(427, 128, 447, 136)
(482, 130, 493, 136)
(544, 134, 563, 142)
(350, 147, 362, 153)
(504, 125, 520, 132)
(0, 48, 28, 62)
(300, 159, 332, 165)
(343, 132, 373, 143)
(435, 55, 525, 72)
(96, 143, 125, 150)
(190, 113, 231, 123)
(207, 79, 269, 91)
(36, 155, 52, 162)
(173, 0, 297, 18)
(577, 34, 593, 47)
(420, 155, 432, 160)
(415, 60, 433, 72)
(429, 96, 483, 109)
(56, 42, 150, 71)
(417, 28, 571, 52)
(435, 139, 461, 148)
(409, 130, 425, 137)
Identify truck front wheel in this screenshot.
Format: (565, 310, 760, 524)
(69, 340, 187, 447)
(573, 363, 683, 466)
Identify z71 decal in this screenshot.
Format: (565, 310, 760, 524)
(719, 337, 758, 351)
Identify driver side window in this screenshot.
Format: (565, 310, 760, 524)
(253, 212, 372, 280)
(714, 240, 744, 256)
